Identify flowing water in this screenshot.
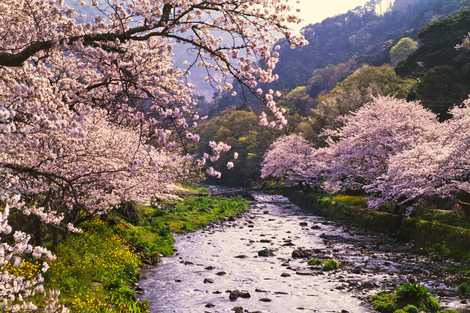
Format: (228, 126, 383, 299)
(139, 193, 469, 313)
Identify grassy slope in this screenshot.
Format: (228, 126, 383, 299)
(46, 194, 250, 313)
(279, 188, 470, 299)
(281, 189, 470, 258)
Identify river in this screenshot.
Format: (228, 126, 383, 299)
(139, 193, 468, 313)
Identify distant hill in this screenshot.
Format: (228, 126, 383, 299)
(213, 0, 469, 114)
(272, 0, 468, 91)
(397, 9, 470, 119)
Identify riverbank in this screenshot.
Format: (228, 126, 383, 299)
(44, 189, 250, 312)
(278, 188, 470, 299)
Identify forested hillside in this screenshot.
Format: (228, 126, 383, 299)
(397, 9, 470, 118)
(213, 0, 470, 114)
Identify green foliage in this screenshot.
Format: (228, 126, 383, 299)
(401, 304, 419, 313)
(307, 258, 322, 266)
(307, 257, 340, 271)
(47, 220, 147, 313)
(395, 283, 439, 312)
(278, 86, 315, 115)
(371, 283, 446, 313)
(321, 259, 341, 271)
(371, 291, 397, 313)
(396, 10, 470, 119)
(331, 194, 368, 207)
(281, 189, 470, 259)
(153, 196, 250, 233)
(46, 195, 250, 312)
(271, 0, 466, 91)
(390, 37, 418, 67)
(458, 282, 470, 296)
(196, 109, 280, 186)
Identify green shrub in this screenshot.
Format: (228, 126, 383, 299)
(371, 283, 448, 313)
(321, 259, 340, 271)
(395, 283, 439, 312)
(371, 291, 397, 313)
(307, 258, 322, 266)
(401, 304, 419, 313)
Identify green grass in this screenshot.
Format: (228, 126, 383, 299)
(47, 220, 146, 313)
(370, 283, 457, 313)
(172, 183, 209, 195)
(281, 189, 470, 259)
(418, 209, 470, 229)
(46, 195, 250, 313)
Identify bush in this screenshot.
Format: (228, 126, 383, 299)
(395, 283, 438, 311)
(307, 258, 322, 266)
(371, 291, 397, 313)
(321, 259, 340, 271)
(371, 283, 446, 313)
(307, 257, 340, 271)
(401, 304, 419, 313)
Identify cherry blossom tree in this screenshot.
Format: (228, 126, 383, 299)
(261, 134, 313, 183)
(368, 101, 470, 212)
(0, 1, 305, 310)
(318, 96, 439, 193)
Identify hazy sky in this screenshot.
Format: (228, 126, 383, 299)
(295, 0, 369, 29)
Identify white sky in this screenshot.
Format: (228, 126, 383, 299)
(294, 0, 369, 30)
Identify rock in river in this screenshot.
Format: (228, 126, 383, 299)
(229, 290, 251, 301)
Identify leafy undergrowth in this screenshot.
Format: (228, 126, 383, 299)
(307, 257, 341, 271)
(46, 195, 250, 313)
(370, 283, 458, 313)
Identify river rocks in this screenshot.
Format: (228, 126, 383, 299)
(259, 297, 272, 302)
(258, 248, 275, 257)
(292, 248, 313, 259)
(282, 242, 296, 247)
(139, 192, 462, 313)
(295, 270, 316, 276)
(274, 291, 288, 295)
(229, 290, 251, 301)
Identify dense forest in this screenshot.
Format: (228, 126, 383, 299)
(213, 0, 470, 114)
